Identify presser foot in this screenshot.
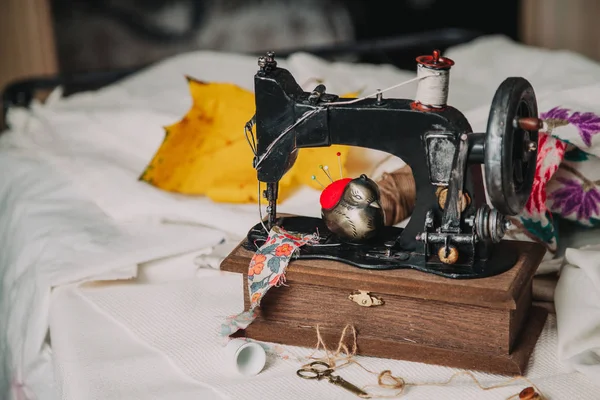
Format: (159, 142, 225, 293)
(242, 216, 517, 279)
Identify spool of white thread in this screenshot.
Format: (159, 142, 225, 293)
(414, 50, 454, 108)
(415, 66, 450, 107)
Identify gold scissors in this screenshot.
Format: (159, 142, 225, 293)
(296, 361, 369, 398)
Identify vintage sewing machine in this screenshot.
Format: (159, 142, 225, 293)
(221, 50, 548, 375)
(241, 50, 542, 279)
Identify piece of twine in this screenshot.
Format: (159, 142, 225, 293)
(300, 325, 546, 400)
(375, 165, 416, 226)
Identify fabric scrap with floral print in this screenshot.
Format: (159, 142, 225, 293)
(506, 132, 566, 258)
(508, 106, 600, 261)
(220, 226, 319, 336)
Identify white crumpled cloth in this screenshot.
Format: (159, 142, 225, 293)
(0, 146, 226, 399)
(3, 34, 600, 399)
(556, 245, 600, 379)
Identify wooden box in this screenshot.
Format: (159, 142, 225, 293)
(221, 239, 547, 375)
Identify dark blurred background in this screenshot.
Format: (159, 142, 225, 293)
(47, 0, 520, 73)
(347, 0, 520, 42)
(5, 0, 600, 119)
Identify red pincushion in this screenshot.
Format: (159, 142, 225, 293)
(320, 178, 352, 209)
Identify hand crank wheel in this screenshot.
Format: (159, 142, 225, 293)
(485, 77, 539, 216)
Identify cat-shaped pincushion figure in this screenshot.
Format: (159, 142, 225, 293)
(321, 174, 385, 242)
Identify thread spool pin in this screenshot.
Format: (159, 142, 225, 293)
(416, 49, 454, 69)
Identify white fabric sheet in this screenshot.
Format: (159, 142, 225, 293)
(48, 269, 597, 400)
(2, 34, 600, 399)
(0, 135, 226, 397)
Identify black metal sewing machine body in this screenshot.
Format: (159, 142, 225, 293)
(243, 53, 539, 279)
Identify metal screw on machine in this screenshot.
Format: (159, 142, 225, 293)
(257, 56, 266, 70)
(308, 84, 327, 104)
(384, 240, 395, 256)
(257, 52, 277, 74)
(465, 215, 475, 227)
(265, 51, 277, 69)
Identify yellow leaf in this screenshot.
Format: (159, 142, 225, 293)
(140, 77, 358, 203)
(340, 91, 361, 99)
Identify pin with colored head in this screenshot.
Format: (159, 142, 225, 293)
(311, 175, 325, 189)
(319, 165, 333, 182)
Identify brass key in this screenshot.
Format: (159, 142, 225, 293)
(297, 361, 369, 398)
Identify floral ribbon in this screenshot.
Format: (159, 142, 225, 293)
(221, 226, 318, 336)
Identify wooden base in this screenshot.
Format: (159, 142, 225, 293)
(241, 307, 547, 376)
(221, 239, 548, 376)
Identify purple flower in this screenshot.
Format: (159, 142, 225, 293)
(541, 106, 570, 120)
(541, 107, 600, 147)
(569, 111, 600, 147)
(549, 177, 600, 220)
